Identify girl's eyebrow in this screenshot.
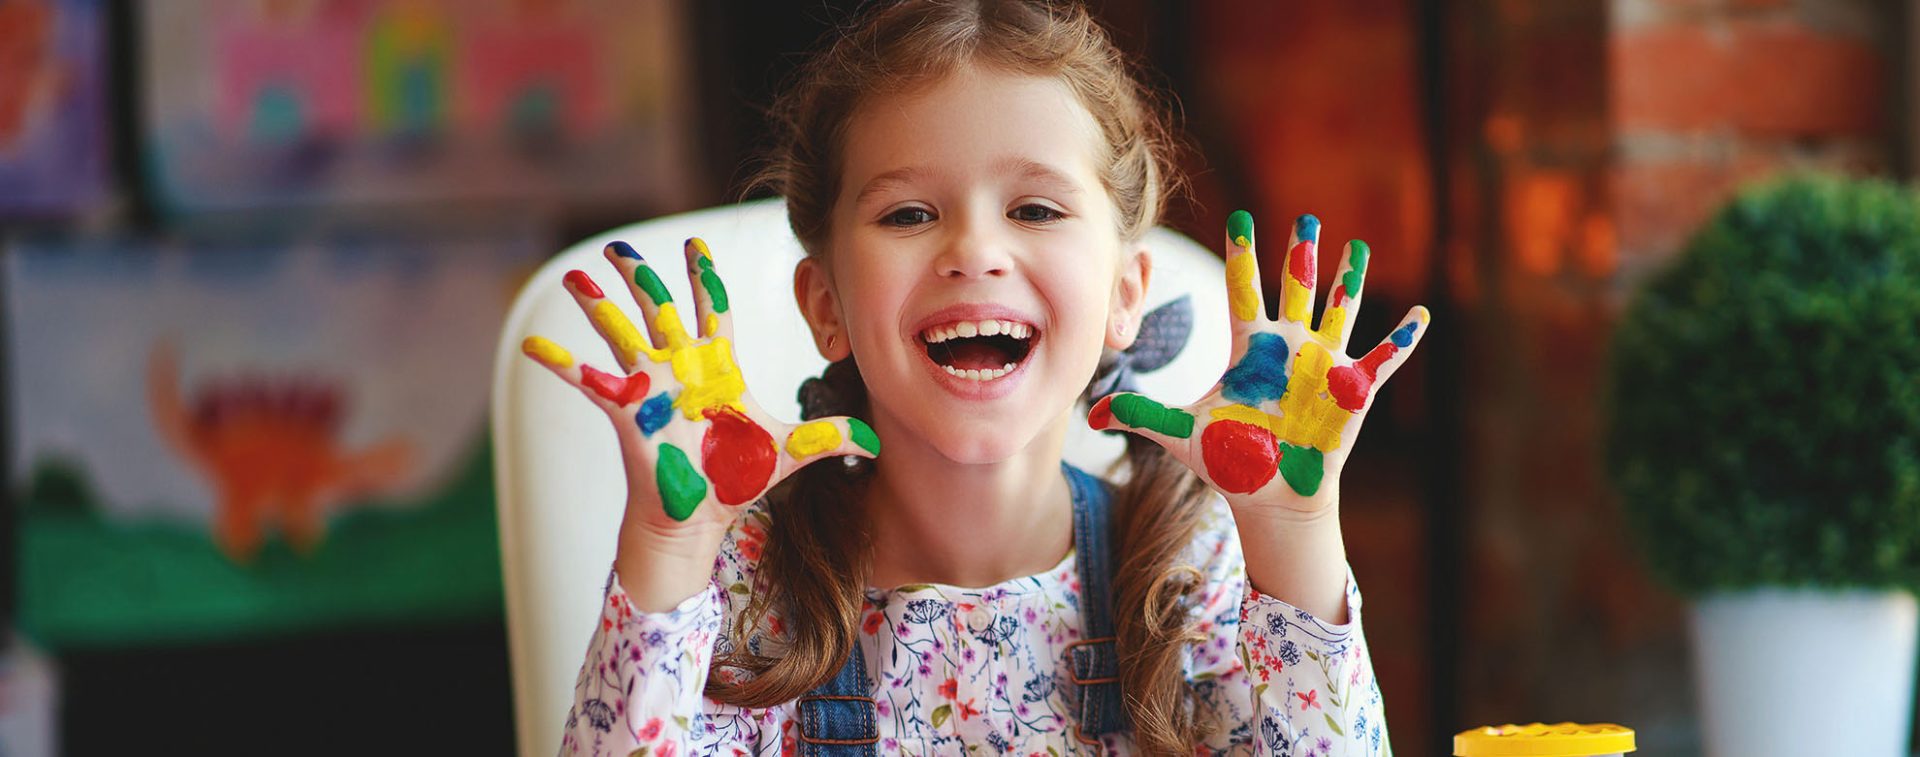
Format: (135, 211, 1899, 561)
(854, 167, 924, 205)
(997, 157, 1084, 196)
(853, 158, 1084, 205)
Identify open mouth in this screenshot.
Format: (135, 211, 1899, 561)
(919, 319, 1037, 381)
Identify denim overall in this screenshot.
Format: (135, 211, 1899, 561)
(796, 463, 1127, 754)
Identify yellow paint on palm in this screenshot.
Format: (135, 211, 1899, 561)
(785, 420, 843, 458)
(705, 313, 720, 338)
(670, 336, 747, 420)
(1282, 278, 1312, 323)
(1274, 341, 1346, 453)
(690, 237, 712, 259)
(521, 336, 573, 368)
(589, 301, 645, 366)
(1210, 403, 1285, 433)
(1226, 252, 1260, 321)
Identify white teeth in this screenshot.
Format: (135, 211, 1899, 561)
(921, 319, 1036, 344)
(940, 363, 1019, 381)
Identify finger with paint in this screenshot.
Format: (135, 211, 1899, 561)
(1325, 306, 1431, 414)
(683, 237, 732, 341)
(561, 268, 648, 374)
(519, 334, 653, 410)
(1279, 214, 1320, 327)
(1223, 209, 1267, 333)
(603, 241, 679, 354)
(1317, 239, 1370, 348)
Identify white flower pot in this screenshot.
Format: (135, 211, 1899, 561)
(1690, 588, 1917, 757)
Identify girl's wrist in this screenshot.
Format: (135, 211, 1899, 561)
(614, 517, 730, 613)
(1232, 497, 1350, 623)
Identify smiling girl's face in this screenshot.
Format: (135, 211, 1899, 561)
(806, 63, 1148, 465)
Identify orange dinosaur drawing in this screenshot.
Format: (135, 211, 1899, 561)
(0, 0, 58, 152)
(147, 342, 414, 564)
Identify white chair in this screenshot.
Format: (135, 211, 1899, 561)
(489, 198, 1231, 756)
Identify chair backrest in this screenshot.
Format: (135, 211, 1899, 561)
(489, 198, 1229, 756)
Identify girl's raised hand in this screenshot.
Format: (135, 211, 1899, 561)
(1089, 211, 1429, 518)
(521, 238, 880, 537)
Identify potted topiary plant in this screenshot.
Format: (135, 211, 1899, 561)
(1604, 175, 1920, 757)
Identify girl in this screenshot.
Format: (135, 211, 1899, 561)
(522, 1, 1425, 753)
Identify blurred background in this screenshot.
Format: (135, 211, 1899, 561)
(0, 0, 1911, 754)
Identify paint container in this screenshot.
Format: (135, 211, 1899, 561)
(1453, 722, 1635, 757)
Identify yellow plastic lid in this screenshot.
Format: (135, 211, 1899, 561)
(1454, 722, 1636, 756)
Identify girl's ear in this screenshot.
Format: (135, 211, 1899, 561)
(1106, 247, 1153, 351)
(794, 256, 852, 361)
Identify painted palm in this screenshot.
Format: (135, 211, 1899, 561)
(522, 239, 878, 529)
(1090, 211, 1429, 513)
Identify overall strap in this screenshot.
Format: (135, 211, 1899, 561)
(797, 639, 878, 756)
(1062, 462, 1128, 745)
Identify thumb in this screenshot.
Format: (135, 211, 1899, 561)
(1088, 392, 1195, 452)
(779, 416, 882, 474)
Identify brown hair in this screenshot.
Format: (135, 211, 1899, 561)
(713, 1, 1216, 750)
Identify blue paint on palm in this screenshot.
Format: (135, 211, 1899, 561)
(608, 241, 644, 260)
(636, 392, 675, 436)
(1294, 214, 1321, 243)
(1223, 332, 1292, 405)
(1390, 321, 1419, 348)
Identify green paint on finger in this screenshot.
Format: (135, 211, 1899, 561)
(849, 418, 881, 455)
(1342, 240, 1370, 299)
(696, 256, 730, 313)
(634, 264, 674, 306)
(1227, 209, 1255, 248)
(1111, 394, 1195, 439)
(1278, 442, 1325, 496)
(656, 443, 707, 521)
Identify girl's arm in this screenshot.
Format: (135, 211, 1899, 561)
(1237, 562, 1391, 756)
(1182, 499, 1389, 755)
(1092, 211, 1422, 754)
(562, 569, 729, 756)
(523, 238, 877, 753)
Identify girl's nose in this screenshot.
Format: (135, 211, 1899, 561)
(933, 213, 1013, 279)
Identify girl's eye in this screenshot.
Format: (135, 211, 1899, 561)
(883, 207, 934, 227)
(1010, 203, 1064, 224)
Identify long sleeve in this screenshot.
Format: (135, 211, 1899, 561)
(1177, 498, 1391, 755)
(559, 571, 727, 757)
(1238, 564, 1390, 756)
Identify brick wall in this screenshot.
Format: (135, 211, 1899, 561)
(1611, 0, 1892, 275)
(1454, 1, 1899, 755)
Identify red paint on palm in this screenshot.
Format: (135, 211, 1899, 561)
(700, 407, 777, 505)
(1328, 285, 1347, 308)
(1288, 241, 1317, 288)
(1201, 419, 1279, 494)
(581, 365, 650, 405)
(1326, 343, 1397, 412)
(564, 269, 604, 299)
(1088, 395, 1115, 430)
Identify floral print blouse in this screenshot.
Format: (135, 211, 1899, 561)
(561, 493, 1390, 756)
